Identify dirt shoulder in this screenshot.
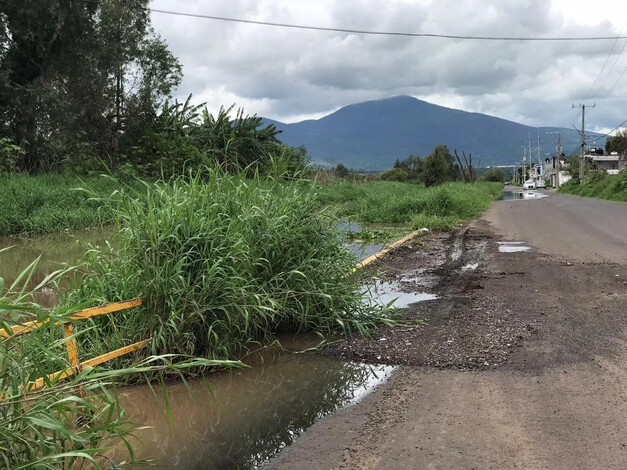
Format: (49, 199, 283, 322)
(266, 210, 627, 469)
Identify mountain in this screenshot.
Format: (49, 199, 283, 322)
(262, 96, 604, 170)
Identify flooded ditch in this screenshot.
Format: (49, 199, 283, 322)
(107, 338, 394, 469)
(1, 223, 422, 469)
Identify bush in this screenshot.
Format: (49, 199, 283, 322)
(380, 168, 409, 182)
(66, 168, 397, 361)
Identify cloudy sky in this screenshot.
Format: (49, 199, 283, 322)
(150, 0, 627, 133)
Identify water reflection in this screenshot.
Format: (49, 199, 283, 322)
(0, 228, 114, 308)
(108, 343, 394, 469)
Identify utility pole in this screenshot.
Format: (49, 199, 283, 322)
(572, 103, 595, 183)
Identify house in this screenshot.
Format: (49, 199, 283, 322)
(543, 157, 572, 188)
(585, 152, 626, 175)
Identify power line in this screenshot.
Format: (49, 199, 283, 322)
(584, 21, 625, 99)
(600, 61, 627, 99)
(588, 118, 627, 145)
(77, 0, 627, 42)
(595, 38, 627, 94)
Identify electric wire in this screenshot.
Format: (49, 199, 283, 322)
(75, 0, 627, 42)
(584, 21, 625, 99)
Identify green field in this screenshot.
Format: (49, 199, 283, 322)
(0, 174, 124, 236)
(318, 181, 503, 231)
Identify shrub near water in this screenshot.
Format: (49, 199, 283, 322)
(68, 168, 392, 361)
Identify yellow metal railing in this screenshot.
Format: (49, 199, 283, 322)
(1, 298, 147, 393)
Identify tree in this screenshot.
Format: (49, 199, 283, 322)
(380, 167, 408, 182)
(481, 168, 506, 182)
(335, 163, 349, 178)
(0, 0, 182, 172)
(422, 145, 455, 187)
(605, 130, 627, 156)
(454, 149, 477, 183)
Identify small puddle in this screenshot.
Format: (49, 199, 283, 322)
(498, 241, 532, 253)
(499, 190, 549, 200)
(337, 219, 362, 233)
(461, 262, 479, 271)
(106, 342, 394, 469)
(364, 280, 438, 308)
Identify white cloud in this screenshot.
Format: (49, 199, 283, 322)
(150, 0, 627, 130)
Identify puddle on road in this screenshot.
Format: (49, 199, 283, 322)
(364, 280, 439, 308)
(107, 341, 394, 469)
(498, 241, 532, 253)
(499, 190, 549, 201)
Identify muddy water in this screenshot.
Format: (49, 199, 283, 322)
(108, 338, 394, 469)
(499, 190, 549, 200)
(0, 228, 114, 308)
(1, 228, 397, 469)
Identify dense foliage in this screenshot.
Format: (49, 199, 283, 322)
(66, 167, 397, 361)
(0, 2, 295, 177)
(0, 0, 182, 173)
(481, 168, 506, 182)
(605, 130, 627, 156)
(393, 145, 461, 186)
(558, 169, 627, 202)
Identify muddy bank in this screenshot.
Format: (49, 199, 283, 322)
(327, 222, 538, 370)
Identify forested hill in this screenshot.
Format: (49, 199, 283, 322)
(264, 96, 604, 170)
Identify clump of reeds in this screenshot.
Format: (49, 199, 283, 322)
(67, 165, 394, 361)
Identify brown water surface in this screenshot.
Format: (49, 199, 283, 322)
(107, 337, 394, 469)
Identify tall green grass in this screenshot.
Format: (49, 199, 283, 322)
(66, 167, 396, 362)
(0, 174, 129, 236)
(318, 181, 502, 229)
(558, 170, 627, 202)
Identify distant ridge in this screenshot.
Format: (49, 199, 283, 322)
(262, 96, 604, 170)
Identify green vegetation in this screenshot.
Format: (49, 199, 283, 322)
(65, 167, 398, 362)
(605, 130, 627, 155)
(481, 168, 506, 183)
(318, 181, 502, 230)
(0, 174, 124, 236)
(392, 145, 461, 186)
(558, 170, 627, 202)
(0, 252, 239, 469)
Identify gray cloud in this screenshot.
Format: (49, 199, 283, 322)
(150, 0, 627, 131)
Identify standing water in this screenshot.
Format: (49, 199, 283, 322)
(1, 229, 396, 469)
(106, 338, 394, 469)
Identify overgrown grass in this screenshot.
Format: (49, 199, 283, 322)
(318, 181, 502, 230)
(65, 167, 397, 362)
(558, 170, 627, 202)
(0, 174, 128, 236)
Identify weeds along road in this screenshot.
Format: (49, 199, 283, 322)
(266, 190, 627, 470)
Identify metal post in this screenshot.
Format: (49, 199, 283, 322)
(580, 105, 585, 183)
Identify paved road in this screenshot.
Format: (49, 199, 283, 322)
(485, 190, 627, 263)
(267, 192, 627, 470)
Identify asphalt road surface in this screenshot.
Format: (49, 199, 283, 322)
(266, 190, 627, 470)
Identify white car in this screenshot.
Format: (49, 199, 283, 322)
(536, 179, 546, 189)
(523, 180, 536, 190)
